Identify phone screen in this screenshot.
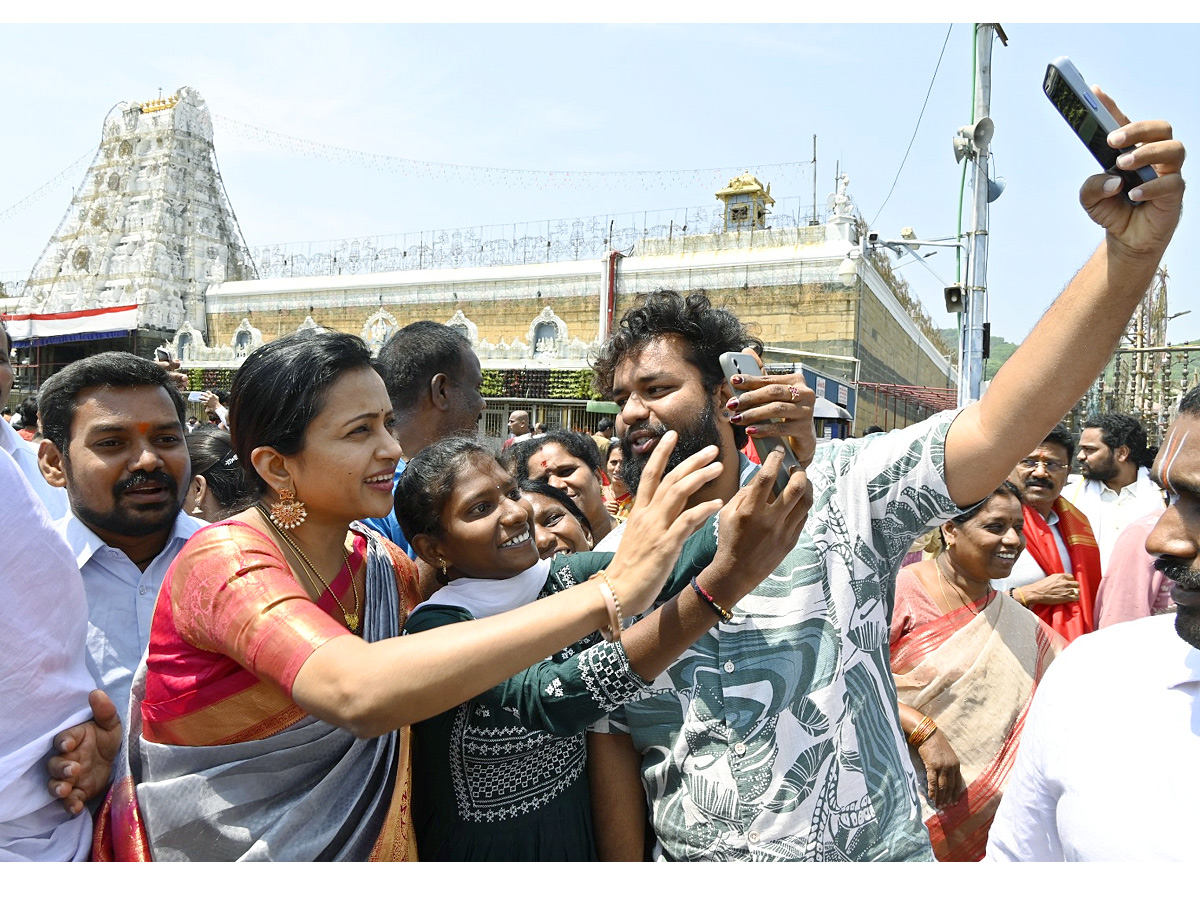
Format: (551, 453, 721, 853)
(1045, 68, 1120, 170)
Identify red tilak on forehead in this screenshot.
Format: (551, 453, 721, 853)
(541, 459, 549, 469)
(137, 422, 151, 435)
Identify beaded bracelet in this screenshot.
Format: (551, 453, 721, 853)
(907, 715, 939, 747)
(690, 576, 733, 623)
(591, 570, 623, 642)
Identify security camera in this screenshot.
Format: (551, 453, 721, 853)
(867, 231, 879, 244)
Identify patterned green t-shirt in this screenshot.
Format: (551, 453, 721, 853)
(593, 410, 966, 861)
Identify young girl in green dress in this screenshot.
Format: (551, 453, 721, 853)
(397, 435, 808, 860)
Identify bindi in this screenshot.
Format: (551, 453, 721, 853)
(137, 422, 151, 435)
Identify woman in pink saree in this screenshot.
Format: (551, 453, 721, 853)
(92, 331, 727, 861)
(890, 482, 1064, 862)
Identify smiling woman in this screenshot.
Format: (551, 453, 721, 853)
(520, 479, 594, 559)
(888, 482, 1064, 861)
(506, 429, 615, 543)
(90, 332, 742, 861)
(393, 434, 811, 860)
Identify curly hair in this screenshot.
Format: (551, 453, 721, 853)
(1084, 412, 1152, 469)
(592, 290, 761, 450)
(592, 290, 762, 398)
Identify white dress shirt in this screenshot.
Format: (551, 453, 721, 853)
(0, 451, 95, 861)
(1064, 469, 1166, 571)
(56, 509, 204, 725)
(986, 613, 1200, 861)
(0, 415, 67, 519)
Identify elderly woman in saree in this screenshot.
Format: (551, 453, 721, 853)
(91, 331, 735, 862)
(889, 481, 1064, 862)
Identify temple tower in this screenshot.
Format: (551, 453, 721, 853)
(16, 86, 254, 338)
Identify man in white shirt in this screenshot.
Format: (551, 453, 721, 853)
(986, 389, 1200, 861)
(0, 450, 117, 860)
(37, 352, 203, 723)
(1065, 412, 1165, 569)
(0, 320, 67, 517)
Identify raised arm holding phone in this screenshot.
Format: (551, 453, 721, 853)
(588, 75, 1185, 861)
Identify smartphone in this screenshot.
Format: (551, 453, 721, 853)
(1043, 57, 1157, 202)
(718, 351, 805, 497)
(187, 391, 204, 402)
(155, 347, 174, 363)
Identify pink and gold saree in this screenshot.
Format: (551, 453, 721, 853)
(890, 568, 1061, 862)
(94, 521, 420, 861)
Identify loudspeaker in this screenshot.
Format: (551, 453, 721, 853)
(944, 284, 964, 314)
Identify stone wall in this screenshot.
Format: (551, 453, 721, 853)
(199, 227, 956, 434)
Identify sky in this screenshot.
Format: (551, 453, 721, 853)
(1, 18, 1197, 346)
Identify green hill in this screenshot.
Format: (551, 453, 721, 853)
(938, 328, 1018, 381)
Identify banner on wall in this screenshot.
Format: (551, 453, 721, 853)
(2, 304, 138, 347)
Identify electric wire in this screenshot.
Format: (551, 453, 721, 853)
(870, 24, 954, 224)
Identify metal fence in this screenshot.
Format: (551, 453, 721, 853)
(246, 197, 824, 280)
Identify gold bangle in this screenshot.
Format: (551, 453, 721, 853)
(592, 570, 623, 642)
(908, 715, 938, 747)
(1015, 588, 1029, 608)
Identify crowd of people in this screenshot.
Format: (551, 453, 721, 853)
(0, 92, 1194, 863)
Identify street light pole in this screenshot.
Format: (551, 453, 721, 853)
(960, 23, 998, 405)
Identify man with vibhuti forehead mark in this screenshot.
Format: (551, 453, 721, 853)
(987, 388, 1200, 861)
(37, 352, 203, 725)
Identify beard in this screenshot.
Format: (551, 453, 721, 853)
(69, 469, 182, 539)
(1153, 557, 1200, 650)
(1080, 455, 1119, 482)
(620, 403, 723, 495)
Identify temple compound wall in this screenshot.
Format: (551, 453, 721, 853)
(198, 221, 954, 436)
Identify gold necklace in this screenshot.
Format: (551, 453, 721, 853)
(934, 554, 987, 615)
(259, 505, 361, 633)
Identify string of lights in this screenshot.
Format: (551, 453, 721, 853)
(212, 114, 811, 192)
(0, 150, 94, 224)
